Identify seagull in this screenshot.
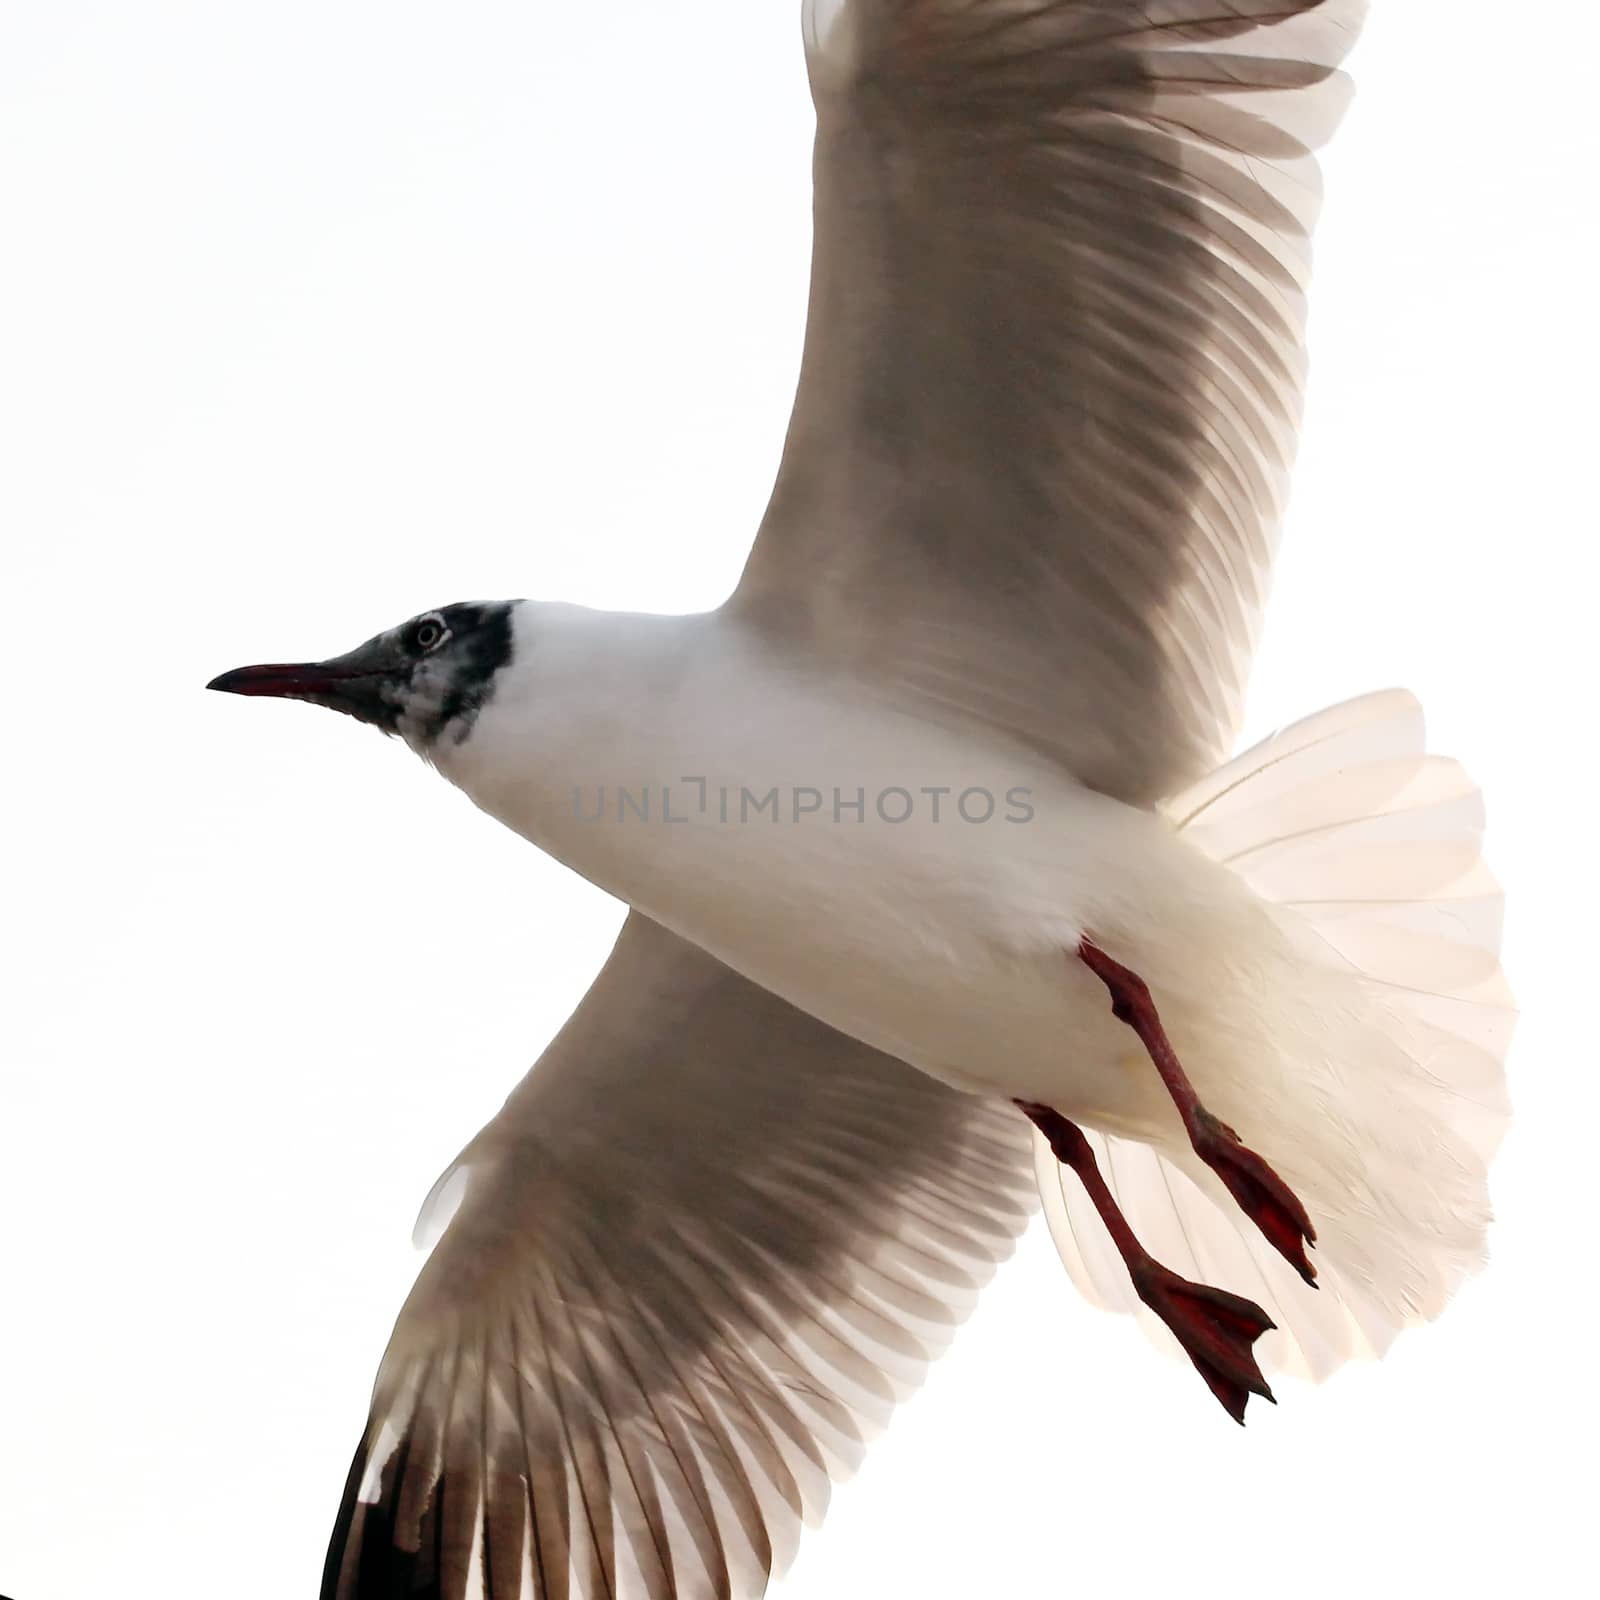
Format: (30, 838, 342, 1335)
(209, 3, 1513, 1596)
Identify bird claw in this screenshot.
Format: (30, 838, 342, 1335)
(1194, 1109, 1319, 1286)
(1132, 1261, 1277, 1424)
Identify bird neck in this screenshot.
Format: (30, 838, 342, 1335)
(429, 600, 720, 834)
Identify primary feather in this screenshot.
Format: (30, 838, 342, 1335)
(323, 918, 1035, 1600)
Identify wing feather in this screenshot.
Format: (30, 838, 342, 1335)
(733, 0, 1366, 803)
(323, 916, 1034, 1599)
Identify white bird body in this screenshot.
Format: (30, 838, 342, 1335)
(439, 602, 1241, 1120)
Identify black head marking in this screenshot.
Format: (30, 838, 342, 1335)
(207, 599, 519, 748)
(403, 600, 518, 747)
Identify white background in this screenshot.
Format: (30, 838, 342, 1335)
(2, 3, 1596, 1596)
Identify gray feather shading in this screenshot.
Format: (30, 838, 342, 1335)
(735, 0, 1364, 806)
(322, 915, 1036, 1599)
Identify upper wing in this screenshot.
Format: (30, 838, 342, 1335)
(732, 0, 1366, 804)
(323, 914, 1035, 1600)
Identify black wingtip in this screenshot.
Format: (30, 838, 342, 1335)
(322, 1424, 449, 1600)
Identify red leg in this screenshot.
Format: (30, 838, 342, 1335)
(1077, 939, 1319, 1286)
(1018, 1101, 1275, 1423)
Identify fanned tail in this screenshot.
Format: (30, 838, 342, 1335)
(1037, 691, 1514, 1380)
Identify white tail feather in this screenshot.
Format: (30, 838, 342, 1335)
(1036, 691, 1514, 1381)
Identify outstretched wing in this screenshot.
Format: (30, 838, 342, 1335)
(732, 0, 1366, 804)
(323, 915, 1034, 1600)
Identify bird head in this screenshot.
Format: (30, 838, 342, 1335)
(207, 600, 519, 752)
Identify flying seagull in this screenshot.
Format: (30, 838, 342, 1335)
(210, 2, 1513, 1596)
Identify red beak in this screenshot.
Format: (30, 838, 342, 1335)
(205, 662, 349, 698)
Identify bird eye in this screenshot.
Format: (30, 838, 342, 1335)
(411, 615, 447, 653)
